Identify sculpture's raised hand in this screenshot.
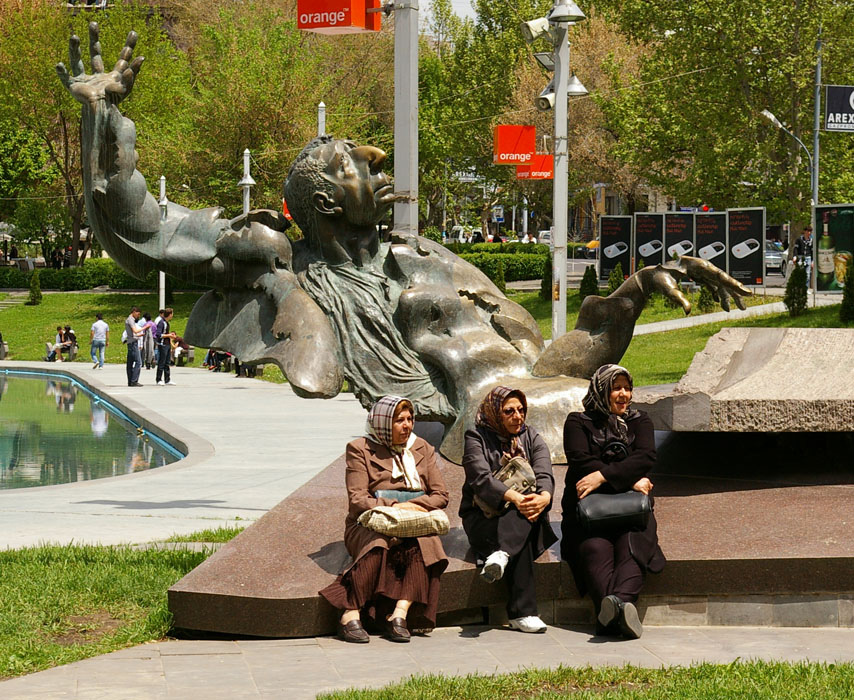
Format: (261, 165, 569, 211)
(636, 256, 752, 313)
(56, 23, 143, 108)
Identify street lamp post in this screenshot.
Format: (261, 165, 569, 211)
(761, 109, 816, 206)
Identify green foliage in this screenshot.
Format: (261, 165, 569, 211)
(579, 264, 600, 301)
(607, 262, 624, 295)
(421, 226, 443, 243)
(0, 259, 191, 292)
(539, 251, 552, 302)
(26, 269, 42, 306)
(697, 285, 716, 313)
(460, 253, 506, 292)
(840, 258, 854, 324)
(784, 262, 808, 317)
(458, 253, 546, 283)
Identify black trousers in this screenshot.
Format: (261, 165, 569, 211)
(577, 532, 643, 611)
(155, 343, 170, 383)
(465, 508, 543, 619)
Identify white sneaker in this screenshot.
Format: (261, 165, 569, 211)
(480, 550, 509, 583)
(157, 380, 165, 386)
(509, 616, 547, 634)
(166, 381, 176, 386)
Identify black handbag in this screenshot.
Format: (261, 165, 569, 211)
(576, 491, 651, 535)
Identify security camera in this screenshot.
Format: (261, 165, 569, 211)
(535, 80, 555, 111)
(521, 17, 553, 44)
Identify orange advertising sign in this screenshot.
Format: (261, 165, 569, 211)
(516, 154, 554, 180)
(493, 125, 536, 165)
(297, 0, 381, 35)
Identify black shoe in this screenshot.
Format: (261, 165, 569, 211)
(618, 601, 643, 640)
(338, 619, 369, 644)
(598, 595, 621, 629)
(384, 617, 411, 643)
(128, 382, 143, 387)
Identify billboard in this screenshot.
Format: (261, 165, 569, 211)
(493, 125, 536, 165)
(825, 85, 854, 132)
(516, 154, 554, 179)
(814, 204, 854, 292)
(695, 212, 727, 269)
(599, 216, 632, 284)
(727, 208, 765, 286)
(634, 212, 665, 270)
(664, 212, 694, 260)
(297, 0, 381, 35)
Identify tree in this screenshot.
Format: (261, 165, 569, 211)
(27, 269, 42, 306)
(784, 262, 808, 316)
(594, 0, 854, 244)
(607, 262, 624, 295)
(579, 263, 599, 300)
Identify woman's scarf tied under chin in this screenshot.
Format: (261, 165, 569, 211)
(475, 386, 528, 459)
(581, 364, 638, 460)
(365, 395, 421, 490)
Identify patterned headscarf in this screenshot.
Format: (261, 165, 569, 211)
(475, 386, 528, 458)
(365, 395, 420, 489)
(582, 364, 637, 455)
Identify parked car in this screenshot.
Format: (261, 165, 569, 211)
(765, 240, 787, 275)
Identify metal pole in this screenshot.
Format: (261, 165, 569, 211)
(158, 176, 167, 310)
(317, 101, 326, 137)
(393, 0, 419, 235)
(811, 27, 822, 302)
(551, 19, 569, 339)
(239, 148, 255, 217)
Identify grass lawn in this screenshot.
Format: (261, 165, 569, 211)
(318, 662, 854, 699)
(0, 525, 244, 680)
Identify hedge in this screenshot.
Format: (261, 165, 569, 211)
(459, 252, 548, 287)
(444, 241, 589, 258)
(0, 258, 180, 291)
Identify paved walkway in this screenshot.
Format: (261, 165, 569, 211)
(0, 361, 366, 548)
(2, 625, 852, 699)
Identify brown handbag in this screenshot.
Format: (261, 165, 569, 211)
(473, 455, 537, 518)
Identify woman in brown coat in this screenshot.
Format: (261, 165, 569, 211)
(320, 395, 449, 644)
(561, 364, 665, 639)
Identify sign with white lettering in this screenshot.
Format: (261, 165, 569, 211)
(493, 125, 536, 164)
(825, 85, 854, 132)
(297, 0, 381, 35)
(516, 154, 554, 179)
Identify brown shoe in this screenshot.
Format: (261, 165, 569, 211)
(385, 617, 411, 643)
(338, 619, 369, 644)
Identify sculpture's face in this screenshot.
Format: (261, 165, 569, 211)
(317, 140, 396, 226)
(500, 397, 526, 435)
(391, 407, 414, 446)
(609, 375, 632, 416)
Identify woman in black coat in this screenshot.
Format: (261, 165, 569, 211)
(461, 386, 557, 633)
(561, 364, 665, 639)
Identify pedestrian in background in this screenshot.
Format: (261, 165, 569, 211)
(125, 306, 144, 387)
(155, 308, 177, 386)
(90, 312, 109, 369)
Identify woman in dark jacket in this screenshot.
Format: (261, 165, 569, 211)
(461, 386, 557, 633)
(561, 364, 665, 639)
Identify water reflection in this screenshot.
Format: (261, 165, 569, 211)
(0, 375, 181, 488)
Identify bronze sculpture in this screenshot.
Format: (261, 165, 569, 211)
(58, 25, 751, 461)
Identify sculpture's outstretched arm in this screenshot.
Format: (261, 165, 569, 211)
(532, 256, 752, 379)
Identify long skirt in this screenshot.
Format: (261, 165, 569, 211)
(319, 539, 444, 631)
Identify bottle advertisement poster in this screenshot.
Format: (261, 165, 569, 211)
(814, 204, 854, 292)
(727, 208, 765, 286)
(599, 216, 632, 284)
(664, 213, 695, 261)
(633, 212, 665, 271)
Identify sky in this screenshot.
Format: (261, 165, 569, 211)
(449, 0, 476, 20)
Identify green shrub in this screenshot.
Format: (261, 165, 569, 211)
(0, 259, 175, 292)
(26, 269, 42, 305)
(0, 266, 29, 288)
(459, 253, 506, 292)
(840, 257, 854, 323)
(540, 251, 552, 302)
(697, 285, 716, 313)
(784, 261, 808, 317)
(421, 226, 442, 243)
(459, 253, 547, 284)
(579, 264, 599, 301)
(607, 262, 624, 296)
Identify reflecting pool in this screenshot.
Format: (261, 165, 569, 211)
(0, 372, 184, 488)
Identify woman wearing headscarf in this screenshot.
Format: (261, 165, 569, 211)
(561, 364, 665, 639)
(461, 386, 556, 633)
(319, 396, 449, 644)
